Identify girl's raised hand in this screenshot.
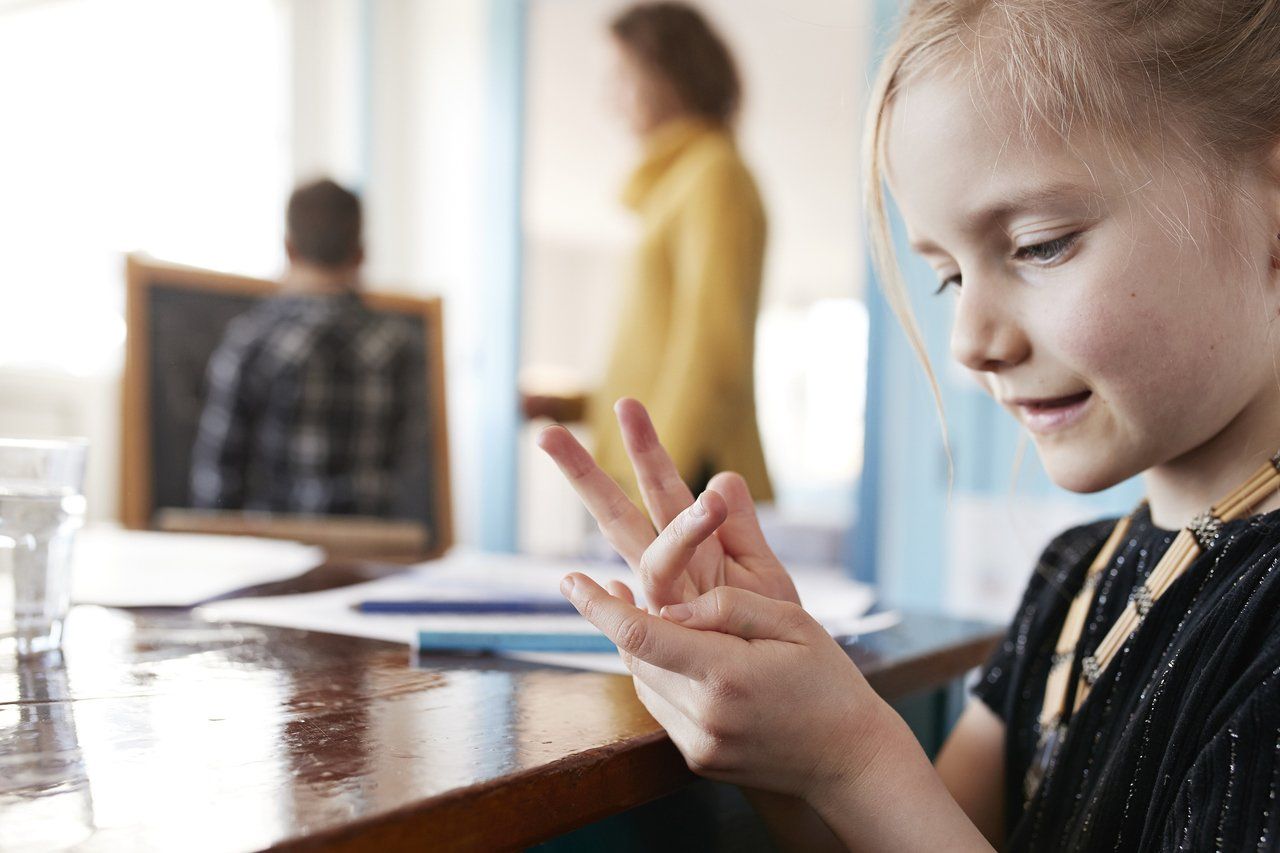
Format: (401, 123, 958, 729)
(536, 398, 799, 610)
(559, 571, 896, 803)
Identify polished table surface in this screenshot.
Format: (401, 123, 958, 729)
(0, 562, 1001, 852)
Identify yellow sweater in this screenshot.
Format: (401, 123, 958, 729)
(591, 118, 773, 503)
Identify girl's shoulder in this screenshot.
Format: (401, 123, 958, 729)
(971, 518, 1117, 717)
(1041, 516, 1118, 557)
(1018, 516, 1119, 608)
(1019, 507, 1280, 620)
(975, 511, 1280, 769)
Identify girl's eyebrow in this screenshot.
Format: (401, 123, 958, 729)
(969, 180, 1097, 227)
(908, 180, 1097, 254)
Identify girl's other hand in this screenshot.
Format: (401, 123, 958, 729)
(560, 571, 898, 803)
(536, 398, 799, 610)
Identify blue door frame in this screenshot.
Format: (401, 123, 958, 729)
(476, 0, 528, 552)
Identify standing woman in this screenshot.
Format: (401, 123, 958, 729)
(593, 1, 773, 503)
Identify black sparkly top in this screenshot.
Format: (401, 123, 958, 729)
(974, 505, 1280, 851)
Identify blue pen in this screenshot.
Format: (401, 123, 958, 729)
(355, 599, 579, 615)
(416, 630, 617, 654)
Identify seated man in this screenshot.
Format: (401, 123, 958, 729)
(190, 179, 414, 516)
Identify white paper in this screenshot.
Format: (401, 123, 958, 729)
(72, 526, 325, 607)
(196, 550, 892, 674)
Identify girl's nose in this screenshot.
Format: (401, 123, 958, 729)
(949, 283, 1030, 374)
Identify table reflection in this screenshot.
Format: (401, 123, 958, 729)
(0, 648, 94, 850)
(0, 607, 661, 851)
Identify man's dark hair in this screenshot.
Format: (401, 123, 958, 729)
(286, 179, 363, 268)
(611, 2, 741, 127)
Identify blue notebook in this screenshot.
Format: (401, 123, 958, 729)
(416, 630, 617, 654)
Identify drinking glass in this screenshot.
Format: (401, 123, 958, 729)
(0, 438, 88, 655)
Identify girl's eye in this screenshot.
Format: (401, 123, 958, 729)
(1014, 232, 1079, 264)
(932, 232, 1080, 296)
(933, 274, 961, 295)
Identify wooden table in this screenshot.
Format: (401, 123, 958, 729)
(0, 564, 1000, 852)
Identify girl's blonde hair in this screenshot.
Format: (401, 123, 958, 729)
(863, 0, 1280, 419)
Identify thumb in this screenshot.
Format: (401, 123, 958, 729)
(659, 586, 814, 643)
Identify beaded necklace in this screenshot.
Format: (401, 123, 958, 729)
(1024, 451, 1280, 803)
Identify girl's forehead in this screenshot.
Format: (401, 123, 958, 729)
(888, 73, 1100, 182)
(883, 73, 1176, 246)
(888, 81, 1085, 219)
(884, 75, 1240, 264)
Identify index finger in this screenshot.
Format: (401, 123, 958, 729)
(615, 398, 696, 529)
(561, 573, 734, 679)
(536, 425, 656, 567)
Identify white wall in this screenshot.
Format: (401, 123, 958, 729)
(360, 0, 490, 548)
(287, 0, 365, 188)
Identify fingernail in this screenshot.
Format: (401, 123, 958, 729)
(560, 575, 577, 598)
(691, 495, 707, 517)
(663, 603, 692, 622)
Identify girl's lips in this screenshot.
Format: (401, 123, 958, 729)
(1013, 390, 1093, 434)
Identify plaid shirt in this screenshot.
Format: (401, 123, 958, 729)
(190, 293, 414, 516)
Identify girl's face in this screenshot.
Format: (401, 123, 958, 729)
(886, 72, 1280, 498)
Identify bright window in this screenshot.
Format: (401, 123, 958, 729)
(0, 0, 290, 375)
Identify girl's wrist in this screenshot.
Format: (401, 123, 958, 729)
(802, 697, 915, 814)
(803, 701, 994, 851)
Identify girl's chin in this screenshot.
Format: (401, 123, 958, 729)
(1035, 445, 1134, 495)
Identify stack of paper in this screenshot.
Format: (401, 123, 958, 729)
(197, 551, 892, 674)
(72, 526, 325, 608)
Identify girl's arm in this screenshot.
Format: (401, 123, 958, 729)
(742, 789, 845, 851)
(744, 702, 1005, 851)
(807, 704, 996, 852)
(935, 702, 1006, 847)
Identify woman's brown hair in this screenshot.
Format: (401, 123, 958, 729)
(610, 2, 741, 127)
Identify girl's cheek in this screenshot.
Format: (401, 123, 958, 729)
(1050, 290, 1137, 369)
(1055, 255, 1173, 370)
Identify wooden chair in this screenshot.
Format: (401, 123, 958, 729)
(120, 254, 452, 560)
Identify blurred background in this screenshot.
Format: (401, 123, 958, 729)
(0, 0, 1139, 620)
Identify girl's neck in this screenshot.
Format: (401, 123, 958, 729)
(1144, 390, 1280, 529)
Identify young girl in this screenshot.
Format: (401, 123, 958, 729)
(538, 0, 1280, 849)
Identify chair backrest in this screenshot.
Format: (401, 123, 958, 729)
(120, 254, 452, 559)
